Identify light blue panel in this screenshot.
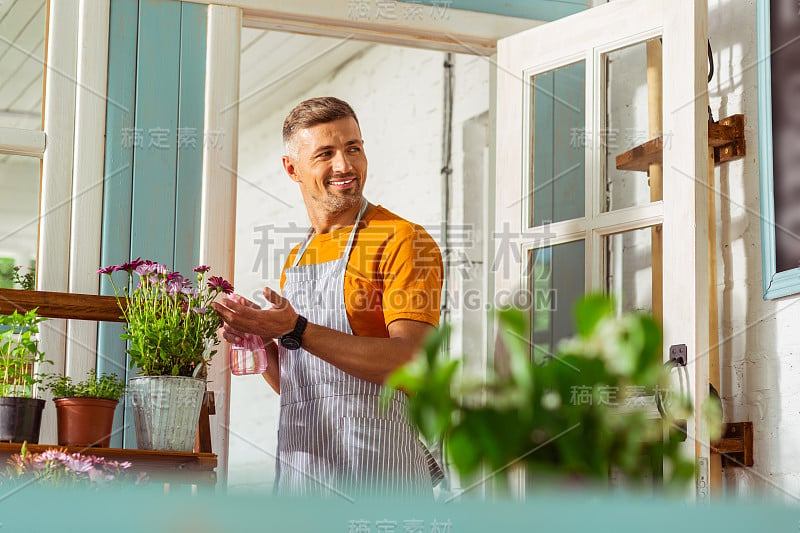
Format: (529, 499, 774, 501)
(130, 0, 180, 266)
(173, 2, 207, 277)
(97, 0, 140, 449)
(757, 0, 800, 299)
(125, 0, 182, 448)
(533, 72, 555, 227)
(532, 62, 586, 227)
(553, 62, 585, 222)
(531, 240, 585, 361)
(399, 0, 587, 22)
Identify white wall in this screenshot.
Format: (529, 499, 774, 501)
(708, 0, 800, 500)
(230, 39, 489, 492)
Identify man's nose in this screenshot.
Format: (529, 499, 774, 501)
(331, 150, 352, 173)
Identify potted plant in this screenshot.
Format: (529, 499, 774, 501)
(44, 370, 126, 447)
(99, 259, 232, 452)
(384, 295, 702, 494)
(0, 309, 48, 443)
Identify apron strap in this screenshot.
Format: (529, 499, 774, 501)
(291, 197, 369, 268)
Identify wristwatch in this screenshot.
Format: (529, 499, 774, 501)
(280, 315, 308, 350)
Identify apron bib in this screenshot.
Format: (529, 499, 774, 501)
(275, 198, 431, 498)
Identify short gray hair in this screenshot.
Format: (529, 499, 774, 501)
(282, 97, 360, 158)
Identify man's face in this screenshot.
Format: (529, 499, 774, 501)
(283, 117, 367, 214)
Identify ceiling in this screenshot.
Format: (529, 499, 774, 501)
(238, 27, 372, 131)
(0, 0, 46, 132)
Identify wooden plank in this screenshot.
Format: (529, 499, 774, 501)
(646, 38, 663, 334)
(66, 0, 110, 383)
(0, 126, 45, 157)
(0, 288, 124, 321)
(173, 1, 207, 277)
(38, 0, 79, 445)
(616, 114, 745, 173)
(241, 8, 498, 56)
(0, 442, 217, 486)
(615, 136, 664, 172)
(201, 3, 240, 486)
(97, 0, 139, 448)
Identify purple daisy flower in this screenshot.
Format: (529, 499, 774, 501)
(97, 265, 118, 275)
(207, 276, 234, 294)
(118, 257, 144, 273)
(193, 265, 211, 273)
(134, 262, 159, 278)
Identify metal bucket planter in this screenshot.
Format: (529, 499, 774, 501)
(128, 376, 205, 452)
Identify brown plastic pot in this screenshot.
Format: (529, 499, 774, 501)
(54, 397, 118, 447)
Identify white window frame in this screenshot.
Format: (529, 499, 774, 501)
(495, 0, 710, 498)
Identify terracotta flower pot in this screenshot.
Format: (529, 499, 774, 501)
(54, 397, 119, 447)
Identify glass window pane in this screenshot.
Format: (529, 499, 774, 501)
(603, 38, 662, 212)
(0, 1, 47, 129)
(529, 239, 585, 362)
(530, 61, 585, 227)
(0, 155, 40, 288)
(604, 226, 657, 314)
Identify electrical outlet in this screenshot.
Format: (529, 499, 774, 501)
(670, 344, 688, 366)
(697, 457, 709, 503)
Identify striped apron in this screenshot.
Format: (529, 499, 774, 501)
(275, 198, 432, 498)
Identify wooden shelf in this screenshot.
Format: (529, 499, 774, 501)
(0, 442, 217, 487)
(615, 114, 745, 172)
(0, 289, 125, 322)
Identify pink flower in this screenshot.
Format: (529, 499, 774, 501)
(207, 276, 234, 294)
(97, 265, 118, 275)
(193, 265, 210, 273)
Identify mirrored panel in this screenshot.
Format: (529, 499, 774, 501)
(529, 61, 585, 228)
(0, 1, 47, 129)
(529, 239, 585, 363)
(602, 38, 662, 213)
(0, 154, 40, 288)
(603, 226, 656, 314)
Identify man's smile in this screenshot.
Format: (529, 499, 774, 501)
(327, 177, 358, 188)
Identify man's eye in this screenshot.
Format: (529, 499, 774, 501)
(348, 147, 361, 153)
(317, 151, 331, 158)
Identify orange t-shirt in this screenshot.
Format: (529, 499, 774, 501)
(280, 205, 443, 338)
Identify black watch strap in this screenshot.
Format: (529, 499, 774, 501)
(280, 315, 307, 350)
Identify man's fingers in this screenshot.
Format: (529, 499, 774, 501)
(263, 286, 286, 308)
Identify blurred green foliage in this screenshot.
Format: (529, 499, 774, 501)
(384, 294, 696, 491)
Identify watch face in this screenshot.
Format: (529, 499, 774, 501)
(281, 335, 301, 350)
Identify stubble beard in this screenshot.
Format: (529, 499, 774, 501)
(316, 175, 363, 214)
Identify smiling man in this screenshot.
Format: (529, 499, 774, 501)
(213, 97, 443, 497)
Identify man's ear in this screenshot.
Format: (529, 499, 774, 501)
(282, 156, 301, 183)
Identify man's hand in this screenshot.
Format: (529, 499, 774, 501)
(212, 287, 297, 342)
(212, 287, 299, 341)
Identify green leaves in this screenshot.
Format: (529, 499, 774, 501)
(384, 294, 694, 489)
(44, 370, 126, 401)
(0, 309, 48, 398)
